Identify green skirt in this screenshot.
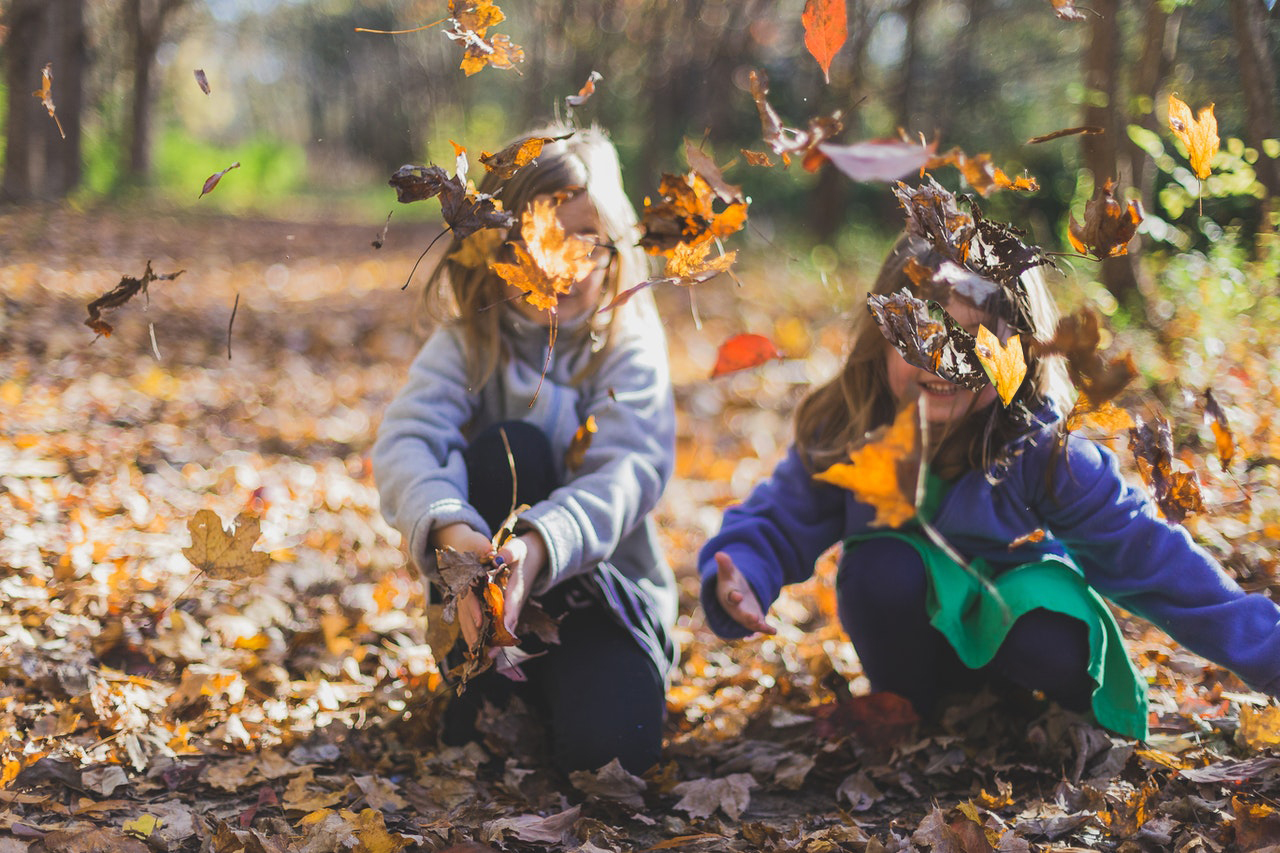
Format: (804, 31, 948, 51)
(844, 529, 1149, 741)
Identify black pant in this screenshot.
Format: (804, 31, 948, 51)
(441, 421, 665, 775)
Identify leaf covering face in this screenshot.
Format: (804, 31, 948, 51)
(814, 402, 921, 528)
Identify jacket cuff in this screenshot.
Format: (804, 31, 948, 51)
(698, 564, 758, 640)
(409, 499, 490, 571)
(517, 503, 578, 595)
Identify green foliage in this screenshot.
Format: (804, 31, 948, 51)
(152, 129, 306, 211)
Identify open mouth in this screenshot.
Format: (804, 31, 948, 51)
(920, 381, 960, 397)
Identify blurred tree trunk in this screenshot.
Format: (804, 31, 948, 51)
(1125, 0, 1179, 213)
(1229, 0, 1280, 201)
(1, 0, 85, 203)
(893, 0, 926, 130)
(124, 0, 187, 181)
(1079, 0, 1142, 311)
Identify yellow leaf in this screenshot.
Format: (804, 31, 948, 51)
(124, 814, 162, 838)
(1239, 703, 1280, 750)
(813, 402, 919, 528)
(448, 228, 505, 269)
(973, 326, 1025, 406)
(1168, 94, 1219, 180)
(665, 237, 736, 282)
(565, 415, 598, 472)
(182, 509, 272, 580)
(490, 198, 595, 313)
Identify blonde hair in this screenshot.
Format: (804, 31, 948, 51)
(794, 233, 1072, 480)
(418, 124, 648, 388)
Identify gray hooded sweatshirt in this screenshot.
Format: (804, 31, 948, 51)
(372, 291, 677, 675)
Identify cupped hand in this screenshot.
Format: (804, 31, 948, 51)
(430, 522, 494, 648)
(494, 531, 547, 637)
(714, 551, 776, 635)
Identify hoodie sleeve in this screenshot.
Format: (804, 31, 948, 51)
(697, 447, 852, 638)
(518, 309, 676, 593)
(1032, 434, 1280, 695)
(371, 329, 488, 570)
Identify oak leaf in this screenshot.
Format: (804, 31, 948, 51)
(973, 326, 1026, 405)
(182, 509, 272, 580)
(1068, 179, 1142, 259)
(711, 333, 782, 378)
(802, 0, 848, 83)
(490, 198, 596, 313)
(1167, 94, 1219, 180)
(32, 63, 65, 139)
(814, 402, 921, 528)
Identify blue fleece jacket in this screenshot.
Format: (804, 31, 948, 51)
(699, 418, 1280, 697)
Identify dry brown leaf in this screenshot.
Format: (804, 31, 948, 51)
(182, 509, 271, 580)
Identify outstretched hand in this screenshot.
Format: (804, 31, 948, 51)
(714, 551, 776, 635)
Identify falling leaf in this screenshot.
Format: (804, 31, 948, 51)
(478, 136, 553, 181)
(1066, 400, 1135, 433)
(711, 334, 782, 378)
(819, 137, 938, 183)
(1167, 94, 1219, 180)
(1049, 0, 1088, 21)
(371, 211, 392, 249)
(182, 509, 272, 580)
(194, 69, 211, 95)
(444, 0, 524, 76)
(927, 147, 1039, 195)
(566, 70, 603, 108)
(1033, 307, 1137, 410)
(449, 228, 506, 269)
(490, 197, 596, 313)
(973, 325, 1026, 405)
(802, 0, 847, 83)
(1203, 387, 1236, 471)
(1067, 179, 1143, 259)
(893, 178, 976, 266)
(640, 170, 748, 254)
(565, 415, 598, 471)
(748, 69, 844, 171)
(814, 401, 921, 528)
(31, 63, 65, 140)
(1007, 529, 1046, 549)
(867, 289, 988, 392)
(1128, 416, 1204, 524)
(84, 260, 185, 337)
(684, 141, 744, 203)
(199, 161, 241, 198)
(1027, 125, 1102, 144)
(741, 149, 774, 167)
(389, 163, 514, 239)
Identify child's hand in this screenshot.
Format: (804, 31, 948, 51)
(714, 552, 776, 635)
(431, 522, 493, 648)
(494, 532, 547, 637)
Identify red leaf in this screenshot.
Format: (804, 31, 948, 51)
(802, 0, 848, 83)
(711, 334, 782, 378)
(194, 68, 211, 95)
(200, 161, 241, 198)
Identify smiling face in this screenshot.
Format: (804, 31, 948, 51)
(885, 298, 999, 424)
(506, 192, 614, 325)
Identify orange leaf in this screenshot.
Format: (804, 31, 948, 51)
(973, 325, 1025, 405)
(566, 70, 603, 108)
(710, 334, 781, 378)
(813, 402, 920, 528)
(565, 415, 598, 471)
(1067, 179, 1142, 259)
(182, 509, 272, 580)
(31, 62, 65, 139)
(490, 198, 595, 313)
(484, 581, 519, 647)
(802, 0, 847, 83)
(479, 136, 551, 181)
(1203, 387, 1235, 471)
(1167, 94, 1219, 180)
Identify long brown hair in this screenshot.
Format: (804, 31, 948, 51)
(794, 233, 1072, 480)
(417, 124, 648, 388)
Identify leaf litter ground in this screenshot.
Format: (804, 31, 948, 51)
(5, 209, 1280, 852)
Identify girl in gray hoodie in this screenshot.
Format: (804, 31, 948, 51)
(373, 126, 676, 774)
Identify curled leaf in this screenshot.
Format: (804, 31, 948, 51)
(32, 63, 65, 139)
(194, 69, 211, 95)
(1128, 416, 1204, 525)
(814, 402, 921, 528)
(1067, 179, 1142, 259)
(1203, 387, 1235, 471)
(200, 162, 241, 198)
(566, 70, 603, 108)
(819, 137, 938, 183)
(85, 260, 185, 337)
(1167, 94, 1219, 180)
(479, 136, 555, 181)
(711, 333, 782, 378)
(748, 70, 843, 171)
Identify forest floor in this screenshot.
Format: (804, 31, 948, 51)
(5, 205, 1280, 853)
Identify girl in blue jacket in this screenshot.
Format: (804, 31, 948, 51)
(700, 221, 1280, 741)
(375, 126, 676, 773)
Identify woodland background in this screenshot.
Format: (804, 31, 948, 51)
(5, 1, 1280, 852)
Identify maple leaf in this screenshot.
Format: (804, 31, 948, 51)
(867, 289, 987, 392)
(819, 137, 937, 183)
(182, 509, 272, 580)
(748, 70, 844, 171)
(388, 163, 514, 239)
(602, 237, 737, 311)
(973, 325, 1026, 405)
(565, 415, 597, 472)
(1067, 179, 1143, 259)
(194, 69, 211, 95)
(711, 333, 782, 378)
(1128, 416, 1204, 524)
(32, 63, 65, 140)
(444, 1, 524, 76)
(1203, 387, 1236, 471)
(814, 402, 921, 528)
(478, 136, 554, 181)
(448, 228, 506, 268)
(199, 161, 241, 198)
(490, 197, 596, 313)
(84, 260, 185, 337)
(1167, 94, 1219, 180)
(802, 0, 848, 83)
(640, 171, 748, 254)
(566, 70, 603, 109)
